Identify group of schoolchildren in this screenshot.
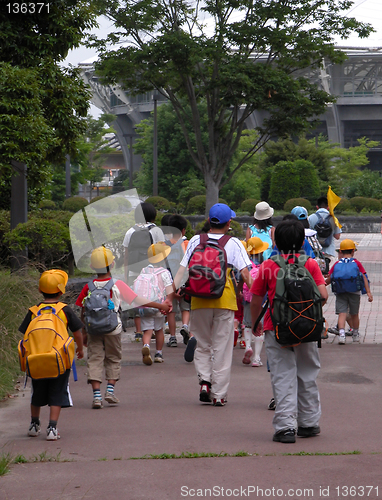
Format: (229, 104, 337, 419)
(18, 198, 373, 445)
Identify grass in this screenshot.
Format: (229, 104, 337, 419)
(281, 450, 362, 456)
(0, 268, 41, 400)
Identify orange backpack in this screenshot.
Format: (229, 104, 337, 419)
(18, 303, 75, 379)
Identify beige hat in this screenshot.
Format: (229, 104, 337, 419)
(246, 237, 269, 255)
(254, 201, 274, 220)
(39, 270, 68, 294)
(148, 243, 171, 264)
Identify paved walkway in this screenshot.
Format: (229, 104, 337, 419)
(0, 232, 381, 499)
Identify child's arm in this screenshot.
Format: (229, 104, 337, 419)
(72, 329, 84, 359)
(133, 295, 171, 313)
(363, 273, 373, 302)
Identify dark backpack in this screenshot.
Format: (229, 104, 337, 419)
(83, 279, 119, 335)
(270, 254, 324, 347)
(165, 238, 185, 279)
(331, 258, 363, 294)
(184, 234, 231, 299)
(128, 224, 155, 273)
(314, 213, 333, 247)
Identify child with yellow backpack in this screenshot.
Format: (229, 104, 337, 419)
(18, 270, 84, 441)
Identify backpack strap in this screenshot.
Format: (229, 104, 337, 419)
(30, 302, 66, 317)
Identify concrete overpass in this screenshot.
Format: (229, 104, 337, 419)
(78, 46, 382, 174)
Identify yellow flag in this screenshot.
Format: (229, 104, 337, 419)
(327, 186, 342, 228)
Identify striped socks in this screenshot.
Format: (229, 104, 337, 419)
(106, 383, 115, 395)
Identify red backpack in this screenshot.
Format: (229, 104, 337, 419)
(184, 234, 231, 299)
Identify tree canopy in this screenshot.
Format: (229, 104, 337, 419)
(0, 1, 99, 208)
(93, 0, 372, 215)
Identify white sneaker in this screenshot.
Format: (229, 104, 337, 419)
(339, 335, 346, 345)
(352, 333, 360, 343)
(105, 392, 119, 404)
(252, 358, 263, 367)
(46, 427, 60, 441)
(28, 422, 41, 437)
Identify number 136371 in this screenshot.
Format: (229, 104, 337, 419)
(6, 3, 49, 14)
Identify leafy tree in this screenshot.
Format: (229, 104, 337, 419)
(346, 169, 382, 199)
(93, 0, 371, 215)
(133, 101, 204, 201)
(327, 137, 380, 194)
(0, 1, 98, 209)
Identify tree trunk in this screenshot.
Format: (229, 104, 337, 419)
(204, 174, 220, 218)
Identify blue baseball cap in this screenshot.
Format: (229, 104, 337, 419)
(291, 206, 308, 220)
(209, 203, 236, 224)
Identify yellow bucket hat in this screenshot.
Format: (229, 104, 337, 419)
(39, 269, 68, 294)
(246, 237, 269, 255)
(148, 243, 171, 264)
(90, 247, 115, 270)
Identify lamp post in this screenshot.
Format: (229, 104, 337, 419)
(153, 92, 158, 196)
(124, 133, 135, 189)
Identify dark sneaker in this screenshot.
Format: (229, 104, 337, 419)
(184, 336, 197, 362)
(327, 326, 339, 335)
(154, 352, 164, 363)
(180, 325, 190, 345)
(268, 397, 276, 411)
(134, 332, 143, 342)
(273, 429, 296, 443)
(167, 336, 178, 347)
(297, 426, 321, 438)
(199, 381, 211, 403)
(213, 398, 226, 407)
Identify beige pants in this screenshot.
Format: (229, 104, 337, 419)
(87, 333, 122, 383)
(190, 308, 234, 400)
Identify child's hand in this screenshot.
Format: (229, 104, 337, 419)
(160, 302, 172, 314)
(367, 291, 373, 302)
(253, 323, 263, 337)
(76, 347, 84, 359)
(82, 331, 88, 347)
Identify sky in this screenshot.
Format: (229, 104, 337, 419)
(63, 0, 382, 117)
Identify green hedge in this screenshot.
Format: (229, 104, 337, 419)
(241, 199, 260, 215)
(62, 196, 88, 212)
(349, 197, 382, 213)
(283, 198, 312, 213)
(38, 200, 57, 210)
(186, 196, 228, 214)
(145, 196, 175, 212)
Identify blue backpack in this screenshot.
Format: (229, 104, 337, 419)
(331, 258, 363, 294)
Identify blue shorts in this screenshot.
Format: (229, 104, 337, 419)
(31, 370, 72, 408)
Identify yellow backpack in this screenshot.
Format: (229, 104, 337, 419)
(18, 302, 75, 379)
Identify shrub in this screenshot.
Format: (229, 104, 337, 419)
(30, 210, 72, 226)
(145, 196, 175, 212)
(87, 196, 132, 214)
(283, 198, 312, 213)
(89, 195, 108, 204)
(38, 200, 57, 210)
(186, 196, 228, 214)
(194, 219, 244, 239)
(350, 197, 382, 213)
(241, 199, 260, 214)
(5, 219, 70, 268)
(336, 198, 352, 213)
(62, 196, 88, 213)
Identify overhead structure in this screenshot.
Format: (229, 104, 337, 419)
(79, 46, 382, 172)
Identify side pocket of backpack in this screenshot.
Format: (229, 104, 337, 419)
(63, 337, 75, 370)
(18, 340, 26, 372)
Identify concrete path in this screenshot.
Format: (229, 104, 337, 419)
(0, 233, 381, 499)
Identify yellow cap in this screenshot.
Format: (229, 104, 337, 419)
(337, 239, 357, 252)
(240, 240, 247, 250)
(90, 247, 115, 269)
(148, 243, 171, 264)
(39, 269, 68, 294)
(246, 237, 269, 255)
